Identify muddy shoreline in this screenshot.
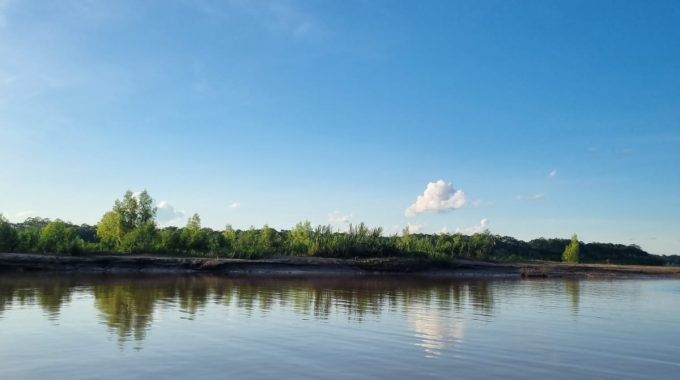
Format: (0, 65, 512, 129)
(1, 253, 679, 279)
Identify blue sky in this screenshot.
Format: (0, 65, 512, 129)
(1, 0, 679, 254)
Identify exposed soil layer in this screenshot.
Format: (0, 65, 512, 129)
(1, 253, 679, 279)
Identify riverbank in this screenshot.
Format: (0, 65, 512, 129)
(1, 253, 679, 278)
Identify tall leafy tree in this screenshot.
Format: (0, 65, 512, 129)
(222, 224, 237, 254)
(562, 234, 580, 263)
(289, 221, 312, 255)
(97, 211, 124, 250)
(181, 213, 208, 252)
(136, 190, 156, 226)
(113, 191, 139, 233)
(99, 190, 158, 252)
(113, 190, 157, 233)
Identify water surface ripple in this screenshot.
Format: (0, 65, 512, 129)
(0, 273, 678, 379)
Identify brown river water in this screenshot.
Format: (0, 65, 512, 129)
(0, 273, 678, 379)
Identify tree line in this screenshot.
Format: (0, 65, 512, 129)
(0, 190, 671, 266)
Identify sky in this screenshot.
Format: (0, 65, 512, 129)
(1, 0, 679, 254)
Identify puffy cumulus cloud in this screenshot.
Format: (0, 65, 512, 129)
(438, 227, 452, 235)
(456, 219, 490, 235)
(406, 223, 422, 234)
(328, 211, 351, 224)
(155, 201, 186, 226)
(228, 202, 241, 209)
(515, 193, 545, 201)
(405, 180, 466, 216)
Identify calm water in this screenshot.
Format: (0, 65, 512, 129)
(0, 273, 678, 379)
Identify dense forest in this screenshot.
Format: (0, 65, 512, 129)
(0, 191, 673, 266)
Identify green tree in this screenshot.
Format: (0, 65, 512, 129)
(157, 227, 182, 253)
(0, 214, 18, 252)
(38, 220, 83, 254)
(99, 190, 158, 252)
(289, 221, 312, 255)
(113, 190, 157, 233)
(222, 224, 237, 254)
(136, 190, 156, 226)
(97, 211, 124, 250)
(562, 234, 580, 263)
(258, 224, 277, 255)
(15, 217, 47, 252)
(113, 191, 139, 232)
(180, 213, 208, 252)
(398, 227, 414, 253)
(470, 231, 495, 259)
(120, 222, 157, 254)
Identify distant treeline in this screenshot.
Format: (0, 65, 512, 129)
(492, 236, 668, 266)
(0, 190, 673, 266)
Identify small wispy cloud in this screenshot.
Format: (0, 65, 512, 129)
(156, 201, 186, 226)
(181, 0, 321, 38)
(228, 202, 241, 209)
(406, 180, 466, 216)
(515, 194, 545, 201)
(328, 211, 351, 224)
(456, 219, 490, 235)
(548, 170, 558, 178)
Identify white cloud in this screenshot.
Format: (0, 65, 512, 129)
(4, 210, 37, 222)
(549, 170, 558, 178)
(456, 219, 490, 235)
(328, 211, 351, 224)
(155, 201, 186, 226)
(405, 180, 467, 216)
(515, 194, 545, 201)
(228, 202, 241, 209)
(15, 210, 35, 218)
(406, 223, 422, 234)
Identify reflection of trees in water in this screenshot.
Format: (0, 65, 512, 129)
(565, 280, 580, 315)
(468, 281, 494, 318)
(0, 274, 76, 320)
(0, 274, 500, 346)
(93, 283, 171, 342)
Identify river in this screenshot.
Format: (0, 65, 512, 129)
(0, 273, 678, 379)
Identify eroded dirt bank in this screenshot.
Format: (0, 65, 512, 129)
(0, 253, 679, 279)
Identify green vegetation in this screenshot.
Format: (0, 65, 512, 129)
(37, 220, 84, 255)
(0, 191, 673, 266)
(562, 234, 580, 263)
(0, 214, 18, 252)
